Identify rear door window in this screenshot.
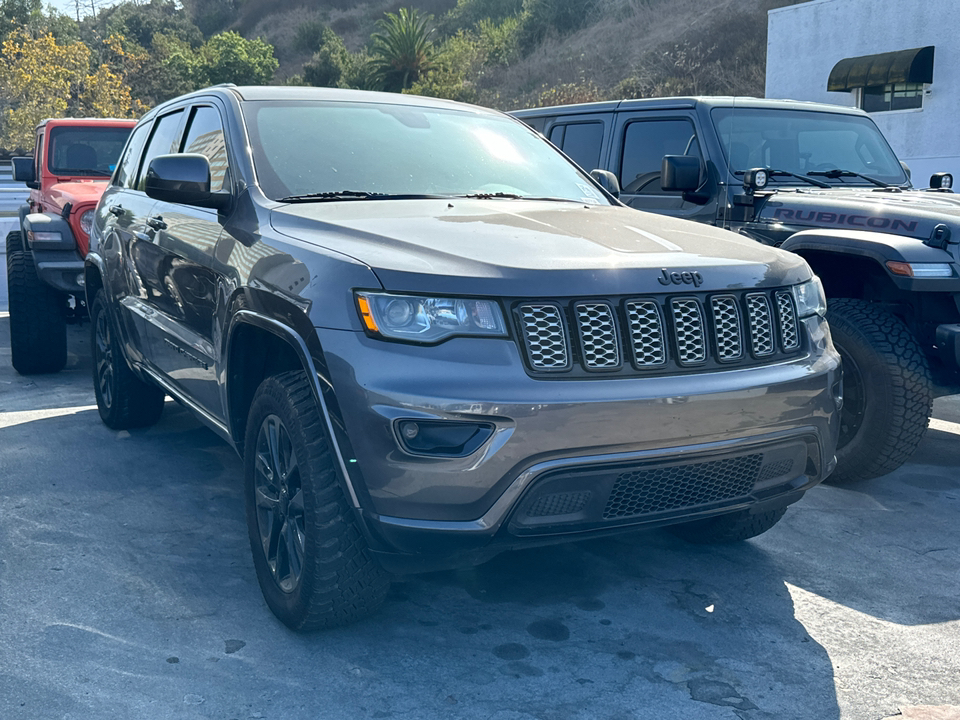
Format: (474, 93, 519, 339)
(557, 122, 604, 172)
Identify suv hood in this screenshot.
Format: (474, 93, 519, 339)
(271, 200, 810, 296)
(758, 188, 960, 241)
(46, 180, 109, 211)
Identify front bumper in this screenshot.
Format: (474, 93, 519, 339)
(317, 315, 841, 572)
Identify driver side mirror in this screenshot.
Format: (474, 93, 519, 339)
(12, 156, 38, 188)
(590, 169, 620, 198)
(661, 155, 701, 192)
(144, 153, 230, 210)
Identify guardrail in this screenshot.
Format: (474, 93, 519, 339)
(0, 160, 28, 217)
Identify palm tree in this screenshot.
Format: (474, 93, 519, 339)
(371, 8, 435, 93)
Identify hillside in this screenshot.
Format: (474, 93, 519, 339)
(198, 0, 808, 109)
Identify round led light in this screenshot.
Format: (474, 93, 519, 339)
(943, 174, 953, 189)
(754, 170, 768, 189)
(385, 298, 415, 327)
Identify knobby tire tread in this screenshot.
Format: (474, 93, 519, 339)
(7, 250, 66, 374)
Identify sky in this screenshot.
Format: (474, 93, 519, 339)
(46, 0, 119, 20)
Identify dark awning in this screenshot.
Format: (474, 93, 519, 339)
(827, 46, 935, 92)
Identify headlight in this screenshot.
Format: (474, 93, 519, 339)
(793, 277, 827, 317)
(356, 292, 507, 343)
(79, 209, 95, 237)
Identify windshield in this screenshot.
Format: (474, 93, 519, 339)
(47, 126, 133, 177)
(243, 100, 609, 204)
(710, 108, 908, 186)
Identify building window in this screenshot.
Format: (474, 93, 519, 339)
(861, 82, 924, 113)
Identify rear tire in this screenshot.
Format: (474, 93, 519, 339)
(7, 250, 67, 374)
(670, 507, 788, 544)
(244, 371, 389, 631)
(826, 298, 931, 483)
(90, 289, 165, 429)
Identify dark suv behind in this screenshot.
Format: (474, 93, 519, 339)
(88, 86, 841, 630)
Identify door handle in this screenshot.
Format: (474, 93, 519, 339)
(108, 205, 124, 217)
(146, 216, 167, 231)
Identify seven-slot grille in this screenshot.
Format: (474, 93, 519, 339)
(516, 288, 801, 375)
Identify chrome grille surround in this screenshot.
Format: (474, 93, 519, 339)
(575, 302, 620, 369)
(670, 298, 707, 365)
(625, 300, 667, 367)
(775, 291, 800, 351)
(710, 295, 743, 361)
(746, 293, 775, 356)
(518, 303, 570, 370)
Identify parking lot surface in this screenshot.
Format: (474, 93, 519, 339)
(1, 239, 959, 719)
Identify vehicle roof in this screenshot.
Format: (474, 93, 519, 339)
(37, 118, 139, 130)
(510, 96, 869, 118)
(147, 84, 503, 119)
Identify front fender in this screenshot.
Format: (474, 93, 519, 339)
(782, 228, 960, 292)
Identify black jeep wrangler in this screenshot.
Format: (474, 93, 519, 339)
(514, 97, 959, 483)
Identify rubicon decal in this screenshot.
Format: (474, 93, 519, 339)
(774, 208, 918, 233)
(658, 268, 704, 287)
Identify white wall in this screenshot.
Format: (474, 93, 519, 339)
(766, 0, 960, 185)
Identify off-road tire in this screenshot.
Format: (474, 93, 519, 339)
(670, 507, 788, 544)
(244, 371, 389, 631)
(826, 298, 931, 483)
(90, 289, 165, 429)
(7, 250, 67, 374)
(5, 229, 24, 256)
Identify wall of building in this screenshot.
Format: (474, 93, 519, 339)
(766, 0, 960, 185)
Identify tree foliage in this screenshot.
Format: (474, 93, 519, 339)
(371, 8, 436, 93)
(202, 31, 278, 86)
(0, 29, 143, 151)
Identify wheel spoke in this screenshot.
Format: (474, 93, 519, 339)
(255, 485, 280, 511)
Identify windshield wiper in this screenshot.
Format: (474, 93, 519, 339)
(56, 168, 112, 177)
(279, 191, 447, 203)
(807, 169, 893, 188)
(735, 169, 831, 189)
(459, 192, 580, 202)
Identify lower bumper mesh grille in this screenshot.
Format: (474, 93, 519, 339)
(602, 454, 763, 519)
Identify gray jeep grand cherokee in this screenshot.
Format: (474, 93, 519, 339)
(87, 86, 841, 630)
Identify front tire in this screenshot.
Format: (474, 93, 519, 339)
(244, 371, 389, 631)
(826, 298, 931, 483)
(670, 507, 788, 543)
(7, 250, 67, 374)
(90, 289, 165, 429)
(6, 229, 24, 255)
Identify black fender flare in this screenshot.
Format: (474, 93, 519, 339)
(224, 310, 365, 510)
(781, 228, 960, 292)
(22, 212, 77, 251)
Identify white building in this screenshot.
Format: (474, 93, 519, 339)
(765, 0, 959, 186)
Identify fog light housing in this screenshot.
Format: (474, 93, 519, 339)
(395, 420, 494, 457)
(743, 167, 769, 191)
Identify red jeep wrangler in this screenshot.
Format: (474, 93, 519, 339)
(7, 118, 136, 374)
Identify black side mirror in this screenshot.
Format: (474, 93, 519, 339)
(590, 169, 620, 198)
(144, 153, 230, 210)
(12, 156, 36, 187)
(661, 155, 701, 192)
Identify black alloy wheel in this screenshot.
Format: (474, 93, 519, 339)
(253, 414, 306, 593)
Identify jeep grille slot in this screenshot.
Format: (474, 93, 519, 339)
(626, 300, 667, 367)
(518, 303, 570, 370)
(775, 291, 800, 351)
(603, 453, 763, 519)
(746, 293, 774, 356)
(711, 295, 744, 361)
(670, 298, 707, 365)
(575, 302, 620, 369)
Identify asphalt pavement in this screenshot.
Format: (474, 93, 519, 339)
(1, 234, 959, 720)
